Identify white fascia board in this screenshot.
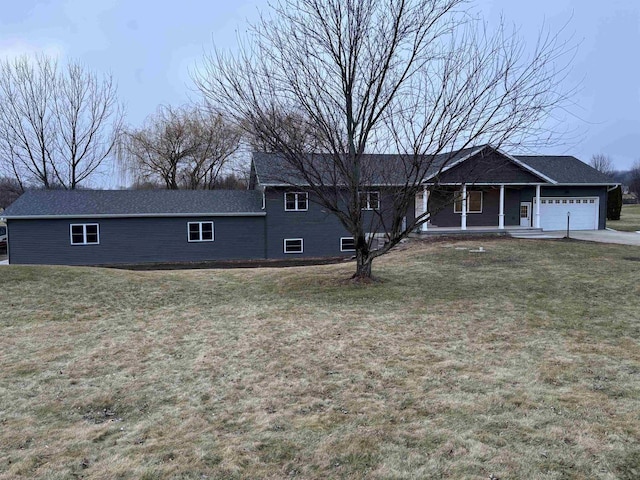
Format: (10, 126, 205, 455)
(4, 212, 267, 220)
(424, 182, 546, 186)
(551, 183, 620, 187)
(424, 182, 617, 187)
(261, 182, 308, 187)
(261, 182, 408, 187)
(424, 182, 620, 188)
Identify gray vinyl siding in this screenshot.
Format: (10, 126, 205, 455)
(7, 216, 266, 265)
(264, 188, 351, 259)
(429, 185, 608, 229)
(429, 187, 521, 227)
(435, 150, 544, 184)
(263, 187, 412, 259)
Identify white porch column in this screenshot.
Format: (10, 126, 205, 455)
(461, 183, 467, 230)
(534, 184, 541, 228)
(498, 184, 505, 229)
(421, 186, 429, 232)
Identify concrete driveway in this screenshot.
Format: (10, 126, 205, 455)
(542, 229, 640, 246)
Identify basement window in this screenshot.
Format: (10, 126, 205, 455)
(454, 191, 483, 213)
(284, 238, 304, 254)
(188, 221, 214, 242)
(340, 237, 356, 252)
(284, 192, 308, 211)
(70, 224, 99, 245)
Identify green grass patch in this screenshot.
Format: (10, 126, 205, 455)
(0, 238, 639, 479)
(609, 203, 640, 231)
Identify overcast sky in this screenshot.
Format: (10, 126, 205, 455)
(1, 0, 638, 171)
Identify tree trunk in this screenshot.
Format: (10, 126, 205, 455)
(354, 248, 373, 280)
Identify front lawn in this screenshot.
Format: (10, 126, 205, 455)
(1, 239, 639, 479)
(609, 204, 640, 232)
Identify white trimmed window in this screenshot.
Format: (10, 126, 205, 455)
(360, 191, 380, 210)
(284, 192, 308, 211)
(454, 191, 483, 213)
(340, 237, 356, 252)
(188, 221, 214, 242)
(284, 238, 303, 254)
(70, 224, 99, 245)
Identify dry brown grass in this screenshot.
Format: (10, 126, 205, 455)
(1, 238, 639, 479)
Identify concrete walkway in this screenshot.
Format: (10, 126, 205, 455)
(521, 229, 640, 246)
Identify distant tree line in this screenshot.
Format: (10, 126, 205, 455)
(0, 54, 252, 209)
(588, 154, 640, 223)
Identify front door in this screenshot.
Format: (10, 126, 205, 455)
(520, 202, 532, 227)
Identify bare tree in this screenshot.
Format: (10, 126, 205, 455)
(0, 176, 23, 209)
(589, 154, 614, 177)
(244, 109, 324, 153)
(0, 55, 123, 190)
(122, 104, 241, 190)
(629, 160, 640, 203)
(195, 0, 575, 279)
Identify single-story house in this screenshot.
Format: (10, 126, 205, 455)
(416, 145, 616, 231)
(2, 145, 617, 265)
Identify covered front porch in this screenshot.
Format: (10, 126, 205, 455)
(411, 224, 543, 235)
(415, 183, 544, 232)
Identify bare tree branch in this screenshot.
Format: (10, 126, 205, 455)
(0, 54, 123, 189)
(121, 104, 241, 190)
(194, 0, 576, 279)
(589, 153, 614, 178)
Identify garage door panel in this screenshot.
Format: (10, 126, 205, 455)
(536, 197, 598, 231)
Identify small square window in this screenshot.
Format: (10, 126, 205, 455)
(589, 199, 595, 204)
(187, 222, 214, 242)
(454, 190, 482, 213)
(284, 238, 303, 254)
(562, 199, 567, 204)
(340, 237, 355, 252)
(360, 191, 380, 210)
(284, 192, 308, 211)
(70, 223, 100, 245)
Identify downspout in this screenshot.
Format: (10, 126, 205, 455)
(262, 186, 268, 260)
(1, 217, 7, 265)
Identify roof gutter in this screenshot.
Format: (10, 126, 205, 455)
(423, 182, 620, 187)
(3, 212, 267, 220)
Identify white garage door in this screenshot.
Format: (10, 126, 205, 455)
(535, 197, 599, 231)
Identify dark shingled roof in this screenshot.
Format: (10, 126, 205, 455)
(252, 146, 480, 186)
(252, 147, 617, 186)
(515, 155, 616, 184)
(3, 189, 265, 218)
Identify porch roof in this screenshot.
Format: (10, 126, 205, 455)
(422, 146, 617, 186)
